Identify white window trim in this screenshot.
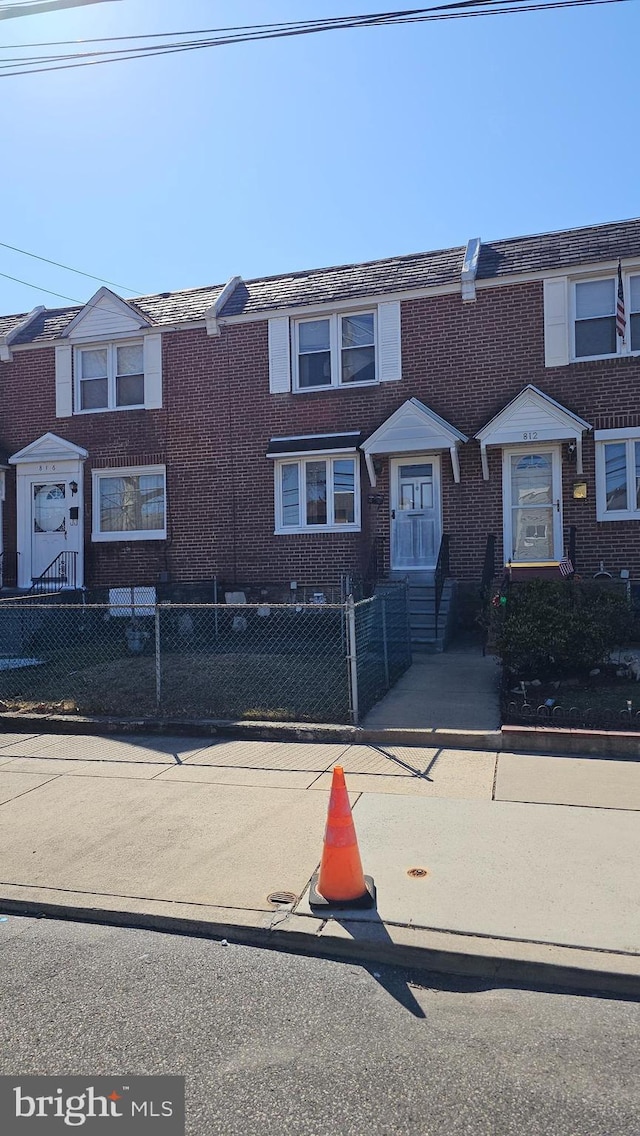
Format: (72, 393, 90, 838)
(292, 310, 377, 392)
(74, 339, 144, 414)
(274, 454, 361, 534)
(570, 271, 640, 363)
(92, 464, 167, 542)
(595, 437, 640, 522)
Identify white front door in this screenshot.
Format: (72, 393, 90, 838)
(390, 455, 442, 571)
(31, 481, 71, 580)
(503, 447, 563, 564)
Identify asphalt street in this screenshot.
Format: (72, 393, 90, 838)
(0, 916, 638, 1135)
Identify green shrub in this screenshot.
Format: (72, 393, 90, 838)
(493, 579, 630, 677)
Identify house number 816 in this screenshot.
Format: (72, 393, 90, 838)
(522, 432, 538, 441)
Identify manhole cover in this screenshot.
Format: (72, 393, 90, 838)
(267, 891, 297, 905)
(407, 868, 428, 878)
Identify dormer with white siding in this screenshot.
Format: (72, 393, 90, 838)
(55, 287, 163, 417)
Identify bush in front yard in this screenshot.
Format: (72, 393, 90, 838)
(494, 579, 631, 677)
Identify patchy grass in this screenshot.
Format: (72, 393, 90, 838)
(0, 650, 351, 723)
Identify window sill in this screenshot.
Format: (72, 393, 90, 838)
(571, 350, 640, 364)
(92, 531, 167, 542)
(274, 525, 361, 536)
(596, 511, 640, 523)
(75, 404, 147, 415)
(292, 380, 379, 395)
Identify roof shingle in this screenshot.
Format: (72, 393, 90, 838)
(2, 216, 640, 346)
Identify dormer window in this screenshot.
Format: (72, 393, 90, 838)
(76, 341, 144, 412)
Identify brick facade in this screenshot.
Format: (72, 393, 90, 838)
(2, 261, 640, 593)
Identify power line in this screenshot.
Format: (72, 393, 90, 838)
(0, 1, 630, 77)
(0, 270, 81, 302)
(0, 240, 142, 293)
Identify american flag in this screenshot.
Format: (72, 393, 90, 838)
(616, 260, 626, 340)
(558, 556, 574, 578)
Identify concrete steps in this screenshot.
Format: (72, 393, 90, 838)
(384, 578, 458, 653)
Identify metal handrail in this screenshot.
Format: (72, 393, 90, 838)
(30, 550, 78, 594)
(433, 533, 450, 637)
(481, 533, 497, 595)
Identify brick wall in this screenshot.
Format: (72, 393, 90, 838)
(2, 277, 640, 590)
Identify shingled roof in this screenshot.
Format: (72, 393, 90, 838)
(3, 216, 640, 347)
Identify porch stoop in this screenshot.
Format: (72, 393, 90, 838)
(408, 578, 457, 654)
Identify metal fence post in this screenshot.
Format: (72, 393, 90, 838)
(381, 595, 390, 689)
(155, 603, 161, 709)
(346, 593, 359, 726)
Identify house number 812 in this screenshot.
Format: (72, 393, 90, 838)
(522, 432, 538, 441)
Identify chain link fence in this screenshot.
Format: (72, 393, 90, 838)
(0, 587, 411, 724)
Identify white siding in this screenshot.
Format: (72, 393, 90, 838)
(67, 295, 144, 341)
(268, 317, 291, 393)
(143, 333, 163, 409)
(54, 344, 73, 418)
(367, 404, 455, 453)
(543, 277, 570, 367)
(377, 301, 402, 382)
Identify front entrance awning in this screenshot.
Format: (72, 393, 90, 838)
(9, 432, 88, 465)
(475, 385, 591, 479)
(361, 398, 468, 485)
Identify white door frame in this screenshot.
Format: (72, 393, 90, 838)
(9, 434, 87, 589)
(502, 444, 563, 565)
(390, 453, 442, 571)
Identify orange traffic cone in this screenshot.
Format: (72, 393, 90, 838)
(309, 766, 375, 909)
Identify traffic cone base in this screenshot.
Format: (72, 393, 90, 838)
(309, 871, 376, 910)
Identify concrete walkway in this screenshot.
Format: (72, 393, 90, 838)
(0, 730, 638, 994)
(362, 638, 501, 730)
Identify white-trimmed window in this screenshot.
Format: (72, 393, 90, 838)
(573, 274, 640, 359)
(596, 432, 640, 520)
(293, 311, 376, 390)
(92, 465, 167, 541)
(275, 455, 360, 533)
(76, 341, 144, 412)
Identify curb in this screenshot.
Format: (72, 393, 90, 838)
(0, 894, 638, 999)
(1, 711, 639, 759)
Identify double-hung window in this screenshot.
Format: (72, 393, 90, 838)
(595, 432, 640, 520)
(573, 274, 640, 359)
(294, 311, 376, 390)
(76, 341, 144, 411)
(92, 465, 167, 541)
(275, 455, 360, 533)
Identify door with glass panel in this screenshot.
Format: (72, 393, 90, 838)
(390, 456, 441, 570)
(504, 448, 562, 563)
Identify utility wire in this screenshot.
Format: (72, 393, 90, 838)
(0, 240, 141, 293)
(0, 0, 630, 77)
(0, 270, 81, 303)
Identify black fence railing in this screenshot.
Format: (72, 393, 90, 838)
(503, 699, 640, 732)
(30, 550, 78, 594)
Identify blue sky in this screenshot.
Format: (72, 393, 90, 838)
(0, 0, 638, 314)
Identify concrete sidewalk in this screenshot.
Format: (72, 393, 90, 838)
(362, 639, 501, 731)
(0, 731, 638, 995)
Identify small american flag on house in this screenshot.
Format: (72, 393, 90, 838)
(616, 260, 626, 340)
(558, 556, 574, 578)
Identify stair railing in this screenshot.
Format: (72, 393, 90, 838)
(568, 525, 577, 573)
(433, 533, 450, 638)
(30, 550, 78, 595)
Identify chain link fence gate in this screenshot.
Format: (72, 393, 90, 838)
(0, 586, 411, 725)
